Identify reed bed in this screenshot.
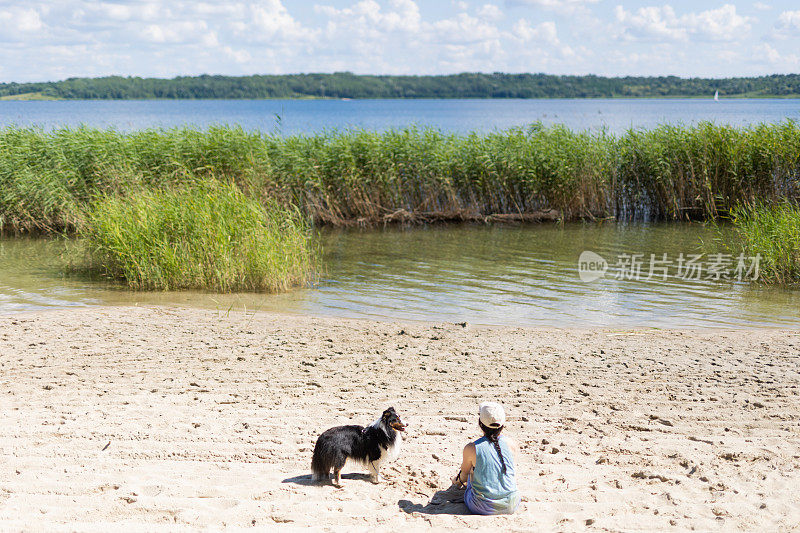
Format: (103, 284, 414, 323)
(729, 201, 800, 284)
(1, 122, 799, 233)
(80, 181, 316, 291)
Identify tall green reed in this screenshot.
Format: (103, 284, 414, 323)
(1, 122, 799, 233)
(80, 181, 316, 291)
(729, 201, 800, 284)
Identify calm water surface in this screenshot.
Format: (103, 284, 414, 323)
(3, 100, 798, 327)
(1, 98, 799, 134)
(2, 224, 799, 328)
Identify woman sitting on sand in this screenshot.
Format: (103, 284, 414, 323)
(451, 402, 520, 515)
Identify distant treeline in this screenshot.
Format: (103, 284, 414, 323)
(4, 72, 800, 99)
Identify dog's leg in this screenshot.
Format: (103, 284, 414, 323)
(367, 461, 383, 484)
(331, 454, 346, 487)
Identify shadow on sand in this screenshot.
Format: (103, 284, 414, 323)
(398, 486, 470, 516)
(282, 473, 374, 486)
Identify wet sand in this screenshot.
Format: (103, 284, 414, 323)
(0, 306, 798, 531)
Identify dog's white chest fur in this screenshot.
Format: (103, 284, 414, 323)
(383, 432, 402, 463)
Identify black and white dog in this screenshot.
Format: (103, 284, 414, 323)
(311, 407, 407, 486)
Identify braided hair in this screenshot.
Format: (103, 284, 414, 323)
(479, 421, 506, 474)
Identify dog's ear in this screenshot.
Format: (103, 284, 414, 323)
(382, 407, 396, 419)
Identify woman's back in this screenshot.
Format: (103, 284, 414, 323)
(471, 435, 518, 501)
(455, 402, 520, 515)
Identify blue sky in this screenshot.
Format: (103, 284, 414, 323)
(1, 1, 799, 82)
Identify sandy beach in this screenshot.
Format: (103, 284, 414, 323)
(0, 306, 798, 531)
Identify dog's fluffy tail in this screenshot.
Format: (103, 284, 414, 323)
(311, 439, 333, 481)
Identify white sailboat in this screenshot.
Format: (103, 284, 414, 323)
(714, 90, 719, 102)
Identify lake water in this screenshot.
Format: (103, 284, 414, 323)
(2, 224, 799, 328)
(2, 99, 799, 327)
(1, 98, 799, 135)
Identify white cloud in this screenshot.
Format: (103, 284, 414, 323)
(614, 4, 752, 42)
(0, 0, 795, 82)
(223, 46, 252, 64)
(70, 2, 164, 27)
(431, 13, 501, 44)
(0, 7, 44, 32)
(315, 0, 503, 66)
(776, 10, 800, 34)
(512, 19, 558, 45)
(758, 43, 781, 63)
(478, 4, 503, 21)
(321, 2, 499, 46)
(16, 8, 43, 31)
(511, 0, 598, 7)
(614, 5, 686, 40)
(754, 2, 771, 11)
(94, 4, 133, 22)
(142, 21, 208, 44)
(684, 5, 752, 41)
(317, 0, 422, 34)
(241, 1, 317, 41)
(509, 19, 578, 61)
(509, 0, 599, 15)
(754, 42, 799, 68)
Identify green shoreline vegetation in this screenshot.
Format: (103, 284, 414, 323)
(1, 122, 798, 286)
(80, 182, 316, 291)
(0, 92, 61, 101)
(5, 72, 800, 99)
(2, 122, 798, 230)
(729, 201, 800, 285)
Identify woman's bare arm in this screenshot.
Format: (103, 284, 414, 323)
(506, 436, 519, 457)
(452, 442, 476, 487)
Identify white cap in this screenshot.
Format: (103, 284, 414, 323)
(479, 402, 505, 428)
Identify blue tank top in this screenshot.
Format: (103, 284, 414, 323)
(471, 435, 518, 502)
